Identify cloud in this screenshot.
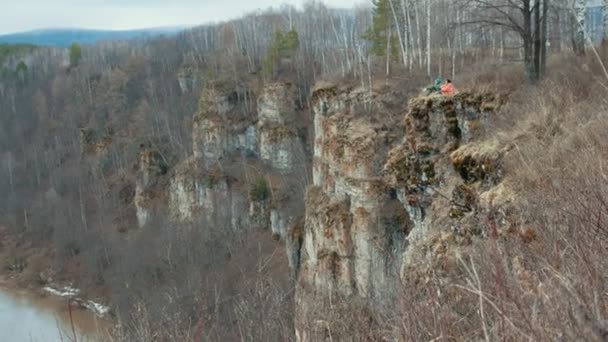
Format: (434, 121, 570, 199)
(0, 0, 366, 34)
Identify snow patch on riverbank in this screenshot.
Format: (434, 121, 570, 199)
(43, 285, 110, 317)
(43, 285, 79, 297)
(82, 300, 110, 316)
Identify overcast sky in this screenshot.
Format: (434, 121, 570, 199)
(0, 0, 368, 34)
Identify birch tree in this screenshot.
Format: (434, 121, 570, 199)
(604, 0, 608, 42)
(426, 0, 432, 77)
(573, 0, 586, 55)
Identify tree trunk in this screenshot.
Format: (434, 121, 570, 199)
(500, 28, 505, 62)
(552, 6, 562, 51)
(415, 1, 423, 69)
(604, 0, 608, 43)
(386, 26, 393, 75)
(390, 0, 408, 69)
(523, 0, 536, 81)
(573, 0, 586, 55)
(540, 0, 549, 77)
(426, 0, 432, 77)
(534, 0, 542, 81)
(401, 0, 413, 70)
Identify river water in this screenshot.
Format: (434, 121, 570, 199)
(0, 289, 109, 341)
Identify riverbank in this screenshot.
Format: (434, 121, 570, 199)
(0, 227, 114, 340)
(0, 279, 113, 341)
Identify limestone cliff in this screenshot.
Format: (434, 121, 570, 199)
(191, 81, 257, 166)
(130, 80, 308, 246)
(127, 77, 511, 340)
(258, 82, 301, 172)
(294, 85, 508, 339)
(300, 83, 408, 298)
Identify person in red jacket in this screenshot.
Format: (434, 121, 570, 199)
(441, 79, 456, 96)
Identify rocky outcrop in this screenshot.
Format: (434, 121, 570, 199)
(177, 67, 200, 93)
(451, 138, 504, 184)
(168, 158, 249, 230)
(294, 83, 411, 338)
(257, 83, 302, 172)
(134, 149, 167, 227)
(166, 81, 307, 241)
(300, 84, 408, 298)
(295, 86, 507, 339)
(192, 81, 257, 166)
(174, 81, 261, 227)
(382, 94, 501, 235)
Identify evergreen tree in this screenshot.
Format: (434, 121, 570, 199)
(263, 28, 300, 76)
(69, 42, 82, 67)
(364, 0, 398, 60)
(283, 29, 300, 57)
(15, 61, 28, 83)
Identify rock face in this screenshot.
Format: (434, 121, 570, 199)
(293, 83, 410, 338)
(294, 86, 506, 339)
(177, 68, 200, 93)
(301, 84, 408, 297)
(174, 81, 261, 227)
(257, 83, 301, 172)
(127, 80, 512, 340)
(166, 81, 307, 241)
(192, 82, 257, 167)
(134, 149, 167, 227)
(383, 93, 506, 271)
(168, 159, 250, 230)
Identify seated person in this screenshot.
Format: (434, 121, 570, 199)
(441, 79, 456, 96)
(425, 76, 442, 95)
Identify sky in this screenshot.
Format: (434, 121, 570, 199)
(0, 0, 367, 35)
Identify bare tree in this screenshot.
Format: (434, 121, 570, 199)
(460, 0, 551, 81)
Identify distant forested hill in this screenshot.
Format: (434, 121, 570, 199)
(0, 27, 186, 47)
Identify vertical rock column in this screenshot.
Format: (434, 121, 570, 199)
(257, 83, 307, 240)
(169, 82, 255, 228)
(134, 149, 167, 227)
(295, 84, 411, 339)
(257, 82, 300, 172)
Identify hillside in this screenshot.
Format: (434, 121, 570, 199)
(0, 27, 186, 47)
(1, 1, 608, 341)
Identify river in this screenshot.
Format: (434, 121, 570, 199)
(0, 288, 110, 341)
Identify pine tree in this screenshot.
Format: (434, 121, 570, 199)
(69, 42, 82, 67)
(284, 29, 300, 57)
(263, 28, 300, 76)
(365, 0, 398, 60)
(15, 60, 28, 83)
